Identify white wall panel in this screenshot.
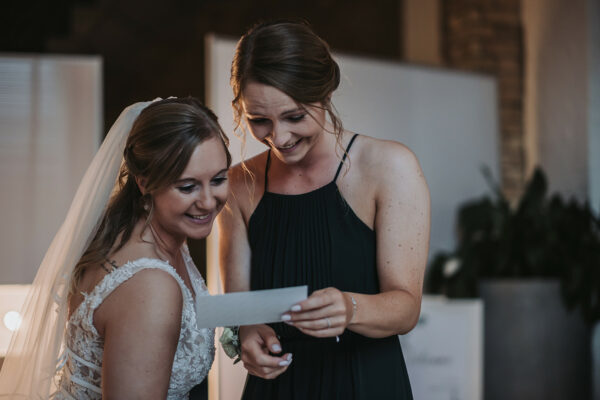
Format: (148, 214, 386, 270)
(0, 55, 102, 283)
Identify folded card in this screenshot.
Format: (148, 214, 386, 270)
(195, 285, 308, 328)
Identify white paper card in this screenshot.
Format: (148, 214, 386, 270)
(195, 285, 308, 328)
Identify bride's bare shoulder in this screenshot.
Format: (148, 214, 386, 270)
(92, 258, 183, 336)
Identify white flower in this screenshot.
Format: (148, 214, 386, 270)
(219, 327, 241, 363)
(443, 257, 461, 277)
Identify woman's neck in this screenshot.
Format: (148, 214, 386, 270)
(140, 220, 185, 266)
(276, 124, 339, 174)
(266, 127, 349, 194)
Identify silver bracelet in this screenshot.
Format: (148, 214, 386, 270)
(349, 295, 358, 323)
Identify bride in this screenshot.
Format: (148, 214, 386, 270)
(0, 97, 231, 399)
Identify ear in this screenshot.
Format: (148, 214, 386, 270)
(135, 176, 148, 195)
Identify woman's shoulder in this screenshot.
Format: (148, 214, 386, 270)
(357, 134, 429, 211)
(95, 257, 183, 304)
(228, 151, 269, 185)
(97, 240, 186, 303)
(114, 263, 183, 297)
(226, 151, 269, 215)
(91, 259, 184, 335)
(353, 133, 421, 175)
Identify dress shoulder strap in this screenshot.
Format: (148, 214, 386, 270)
(264, 149, 272, 193)
(76, 259, 190, 335)
(333, 133, 359, 182)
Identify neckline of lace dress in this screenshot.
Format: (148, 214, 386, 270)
(69, 254, 197, 334)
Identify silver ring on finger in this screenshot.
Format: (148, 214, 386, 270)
(325, 317, 331, 329)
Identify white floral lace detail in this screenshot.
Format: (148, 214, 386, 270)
(53, 255, 215, 400)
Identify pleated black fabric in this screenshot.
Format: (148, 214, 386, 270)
(243, 134, 413, 400)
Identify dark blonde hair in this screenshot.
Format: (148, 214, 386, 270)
(71, 97, 231, 292)
(231, 20, 344, 146)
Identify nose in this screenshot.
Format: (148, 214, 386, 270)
(195, 186, 216, 210)
(269, 121, 290, 148)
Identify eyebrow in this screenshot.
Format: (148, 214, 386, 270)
(246, 107, 303, 117)
(174, 168, 229, 184)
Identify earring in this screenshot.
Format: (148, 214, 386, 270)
(141, 194, 152, 212)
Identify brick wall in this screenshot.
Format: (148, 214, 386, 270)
(42, 0, 401, 134)
(442, 0, 525, 203)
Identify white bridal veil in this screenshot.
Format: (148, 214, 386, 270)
(0, 100, 153, 398)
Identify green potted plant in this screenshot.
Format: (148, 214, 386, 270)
(426, 167, 600, 400)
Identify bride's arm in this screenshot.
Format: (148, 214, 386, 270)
(95, 268, 183, 399)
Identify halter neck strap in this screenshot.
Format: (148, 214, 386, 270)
(333, 133, 359, 182)
(263, 133, 359, 192)
(264, 149, 272, 194)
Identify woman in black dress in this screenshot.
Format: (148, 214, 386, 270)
(218, 21, 430, 399)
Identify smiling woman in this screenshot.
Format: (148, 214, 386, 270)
(241, 82, 327, 167)
(148, 136, 230, 242)
(0, 97, 231, 399)
(219, 21, 430, 400)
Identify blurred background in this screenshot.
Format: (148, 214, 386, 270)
(1, 0, 599, 399)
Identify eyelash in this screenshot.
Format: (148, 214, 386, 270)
(248, 114, 306, 124)
(177, 185, 196, 194)
(287, 114, 306, 122)
(176, 177, 227, 193)
(248, 118, 268, 125)
(212, 177, 228, 185)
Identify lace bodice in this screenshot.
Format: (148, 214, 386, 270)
(53, 249, 215, 399)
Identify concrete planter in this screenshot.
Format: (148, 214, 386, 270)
(479, 279, 591, 400)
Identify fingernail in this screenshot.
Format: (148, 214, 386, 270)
(291, 304, 301, 312)
(272, 344, 282, 352)
(278, 360, 290, 366)
(281, 314, 291, 321)
(286, 353, 292, 361)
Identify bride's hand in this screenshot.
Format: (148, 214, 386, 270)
(281, 287, 355, 338)
(239, 324, 292, 379)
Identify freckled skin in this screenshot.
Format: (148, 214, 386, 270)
(219, 83, 431, 380)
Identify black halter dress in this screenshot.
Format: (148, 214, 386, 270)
(243, 134, 413, 400)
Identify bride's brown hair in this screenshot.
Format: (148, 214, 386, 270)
(70, 97, 231, 294)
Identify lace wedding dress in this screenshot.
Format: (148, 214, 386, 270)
(53, 247, 215, 399)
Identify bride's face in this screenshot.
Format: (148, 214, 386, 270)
(150, 136, 229, 241)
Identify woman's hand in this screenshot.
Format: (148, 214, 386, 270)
(281, 287, 355, 338)
(239, 324, 292, 379)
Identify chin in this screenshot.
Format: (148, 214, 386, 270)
(188, 227, 214, 240)
(181, 223, 213, 240)
(278, 137, 318, 163)
(275, 147, 308, 164)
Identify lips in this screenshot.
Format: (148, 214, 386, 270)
(185, 212, 212, 224)
(277, 138, 302, 153)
